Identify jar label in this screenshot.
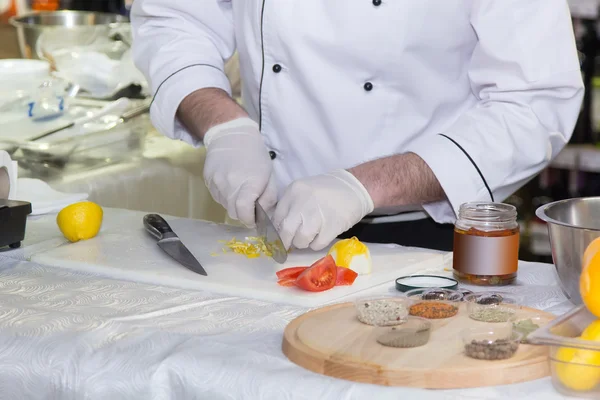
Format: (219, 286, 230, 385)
(453, 232, 519, 275)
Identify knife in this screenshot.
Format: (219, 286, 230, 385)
(255, 202, 288, 264)
(143, 214, 208, 276)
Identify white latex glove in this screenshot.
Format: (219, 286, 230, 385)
(273, 169, 374, 251)
(203, 118, 277, 227)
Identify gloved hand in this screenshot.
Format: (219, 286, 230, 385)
(203, 118, 277, 227)
(273, 169, 374, 251)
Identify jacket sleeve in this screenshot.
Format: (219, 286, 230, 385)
(130, 0, 235, 146)
(405, 0, 584, 223)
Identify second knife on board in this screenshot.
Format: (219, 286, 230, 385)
(143, 214, 208, 276)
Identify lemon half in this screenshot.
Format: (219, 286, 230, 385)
(327, 237, 372, 275)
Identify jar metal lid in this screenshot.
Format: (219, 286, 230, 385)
(395, 275, 459, 292)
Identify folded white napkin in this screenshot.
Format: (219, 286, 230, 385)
(15, 178, 89, 216)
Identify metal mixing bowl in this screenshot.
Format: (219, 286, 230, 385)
(10, 11, 128, 60)
(535, 197, 600, 305)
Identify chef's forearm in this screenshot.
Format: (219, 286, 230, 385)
(177, 88, 248, 140)
(349, 153, 446, 209)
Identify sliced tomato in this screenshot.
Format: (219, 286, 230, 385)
(335, 267, 358, 286)
(294, 255, 337, 292)
(277, 277, 296, 287)
(276, 266, 307, 280)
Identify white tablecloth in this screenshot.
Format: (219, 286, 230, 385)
(0, 213, 581, 399)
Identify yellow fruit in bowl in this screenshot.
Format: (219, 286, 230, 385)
(583, 237, 600, 271)
(555, 343, 600, 391)
(327, 237, 372, 275)
(56, 201, 103, 243)
(581, 250, 600, 319)
(582, 320, 600, 341)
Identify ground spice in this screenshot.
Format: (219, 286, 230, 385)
(377, 325, 431, 348)
(409, 302, 458, 319)
(469, 307, 516, 323)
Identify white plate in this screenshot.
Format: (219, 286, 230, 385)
(0, 59, 51, 92)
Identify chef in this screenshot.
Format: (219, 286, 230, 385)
(131, 0, 583, 252)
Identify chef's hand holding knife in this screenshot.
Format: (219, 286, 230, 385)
(202, 117, 278, 228)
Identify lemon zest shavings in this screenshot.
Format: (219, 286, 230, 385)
(220, 236, 274, 258)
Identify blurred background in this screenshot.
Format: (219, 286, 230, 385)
(0, 0, 597, 259)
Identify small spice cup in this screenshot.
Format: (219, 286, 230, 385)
(512, 315, 548, 344)
(354, 295, 411, 326)
(464, 292, 520, 323)
(405, 288, 463, 319)
(462, 326, 523, 361)
(376, 317, 432, 348)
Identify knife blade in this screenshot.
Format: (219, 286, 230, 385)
(255, 202, 288, 264)
(143, 214, 208, 276)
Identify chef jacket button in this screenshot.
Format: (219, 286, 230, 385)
(269, 150, 277, 160)
(364, 82, 373, 91)
(372, 0, 382, 5)
(272, 64, 282, 73)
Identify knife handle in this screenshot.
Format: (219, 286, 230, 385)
(143, 214, 176, 240)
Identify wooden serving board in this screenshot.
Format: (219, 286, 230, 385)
(282, 302, 554, 389)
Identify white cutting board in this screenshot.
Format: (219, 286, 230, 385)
(31, 217, 449, 307)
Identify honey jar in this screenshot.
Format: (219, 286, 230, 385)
(453, 202, 519, 286)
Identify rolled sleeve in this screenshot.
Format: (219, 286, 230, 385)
(407, 0, 584, 224)
(131, 0, 235, 146)
(407, 135, 493, 224)
(150, 65, 232, 147)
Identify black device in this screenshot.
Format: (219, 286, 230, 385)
(0, 200, 32, 249)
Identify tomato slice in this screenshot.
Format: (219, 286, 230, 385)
(277, 277, 296, 287)
(335, 267, 358, 286)
(276, 266, 307, 280)
(294, 255, 337, 292)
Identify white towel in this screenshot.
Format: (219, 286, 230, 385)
(15, 178, 88, 216)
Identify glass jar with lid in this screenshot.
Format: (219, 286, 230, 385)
(453, 202, 520, 286)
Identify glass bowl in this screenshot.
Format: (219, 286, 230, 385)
(376, 317, 432, 348)
(464, 292, 520, 323)
(354, 295, 410, 327)
(405, 288, 463, 319)
(462, 326, 522, 360)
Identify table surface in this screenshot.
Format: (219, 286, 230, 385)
(0, 208, 581, 399)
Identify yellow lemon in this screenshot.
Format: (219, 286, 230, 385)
(583, 237, 600, 271)
(555, 342, 600, 392)
(581, 250, 600, 319)
(327, 237, 372, 275)
(582, 320, 600, 341)
(56, 201, 103, 243)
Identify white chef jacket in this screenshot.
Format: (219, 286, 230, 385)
(131, 0, 584, 224)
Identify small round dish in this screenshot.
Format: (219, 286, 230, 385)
(376, 317, 432, 348)
(512, 315, 548, 344)
(355, 295, 410, 327)
(405, 288, 463, 319)
(462, 326, 522, 360)
(464, 292, 520, 323)
(395, 275, 459, 292)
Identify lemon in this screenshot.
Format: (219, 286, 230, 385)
(581, 250, 600, 319)
(582, 320, 600, 341)
(555, 342, 600, 392)
(327, 237, 372, 275)
(56, 201, 103, 243)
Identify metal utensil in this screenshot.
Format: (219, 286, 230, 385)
(255, 202, 288, 264)
(535, 197, 600, 305)
(143, 214, 208, 276)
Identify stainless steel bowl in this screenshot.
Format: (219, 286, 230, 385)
(10, 11, 128, 60)
(535, 197, 600, 305)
